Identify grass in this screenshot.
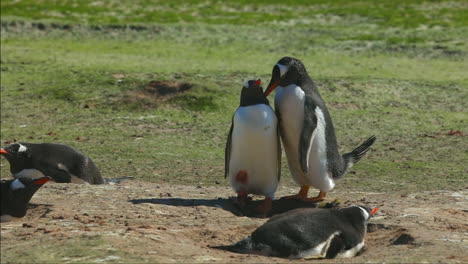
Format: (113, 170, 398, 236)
(1, 0, 467, 195)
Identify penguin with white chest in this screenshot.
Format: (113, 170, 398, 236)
(1, 142, 104, 184)
(225, 79, 281, 215)
(264, 57, 376, 202)
(1, 176, 51, 222)
(213, 205, 378, 259)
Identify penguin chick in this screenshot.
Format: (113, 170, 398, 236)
(212, 205, 378, 259)
(1, 142, 104, 184)
(1, 176, 51, 222)
(225, 79, 281, 215)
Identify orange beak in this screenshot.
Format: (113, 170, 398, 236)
(370, 207, 378, 215)
(265, 64, 282, 96)
(0, 148, 8, 154)
(33, 177, 51, 186)
(264, 81, 279, 96)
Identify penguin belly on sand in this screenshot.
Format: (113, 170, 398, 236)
(264, 57, 376, 202)
(213, 205, 378, 259)
(1, 143, 104, 184)
(225, 79, 281, 215)
(1, 176, 51, 222)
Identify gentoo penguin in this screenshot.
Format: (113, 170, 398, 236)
(213, 205, 378, 259)
(1, 176, 51, 222)
(0, 142, 104, 184)
(264, 57, 376, 202)
(225, 79, 281, 214)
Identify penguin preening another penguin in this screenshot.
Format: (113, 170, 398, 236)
(225, 79, 281, 215)
(1, 143, 104, 184)
(264, 57, 376, 202)
(213, 205, 378, 259)
(1, 176, 51, 222)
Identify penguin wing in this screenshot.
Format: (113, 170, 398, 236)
(224, 119, 234, 178)
(36, 161, 72, 183)
(299, 95, 318, 173)
(276, 121, 282, 181)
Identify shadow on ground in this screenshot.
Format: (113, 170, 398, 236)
(129, 197, 339, 218)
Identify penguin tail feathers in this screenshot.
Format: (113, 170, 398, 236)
(105, 176, 134, 184)
(211, 237, 254, 254)
(342, 135, 376, 171)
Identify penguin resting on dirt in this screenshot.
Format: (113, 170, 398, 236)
(1, 142, 104, 184)
(264, 57, 376, 202)
(1, 176, 51, 222)
(225, 79, 281, 215)
(212, 205, 378, 259)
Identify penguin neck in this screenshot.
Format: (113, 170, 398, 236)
(1, 182, 25, 218)
(6, 157, 33, 174)
(240, 88, 269, 107)
(342, 207, 368, 233)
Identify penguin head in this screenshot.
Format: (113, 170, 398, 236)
(239, 79, 269, 106)
(265, 57, 309, 96)
(1, 143, 32, 168)
(9, 177, 50, 192)
(1, 177, 50, 218)
(355, 205, 378, 221)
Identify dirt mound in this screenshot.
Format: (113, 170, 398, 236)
(123, 80, 193, 106)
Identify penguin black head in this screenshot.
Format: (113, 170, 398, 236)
(1, 176, 50, 221)
(265, 57, 310, 96)
(1, 143, 33, 172)
(240, 79, 270, 107)
(342, 205, 378, 222)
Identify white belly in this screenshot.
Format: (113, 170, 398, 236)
(275, 85, 335, 192)
(13, 169, 45, 179)
(228, 104, 279, 198)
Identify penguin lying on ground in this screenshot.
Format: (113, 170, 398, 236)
(264, 57, 376, 202)
(212, 205, 378, 259)
(1, 176, 51, 222)
(225, 79, 281, 215)
(1, 142, 104, 184)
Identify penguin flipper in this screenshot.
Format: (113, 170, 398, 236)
(224, 119, 234, 178)
(299, 96, 318, 174)
(276, 120, 282, 181)
(42, 168, 72, 183)
(211, 237, 255, 254)
(37, 163, 72, 183)
(325, 233, 346, 258)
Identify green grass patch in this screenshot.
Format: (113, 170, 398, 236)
(1, 1, 467, 194)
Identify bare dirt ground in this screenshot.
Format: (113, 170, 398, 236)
(1, 180, 467, 263)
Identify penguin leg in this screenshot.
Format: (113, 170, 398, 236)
(281, 185, 310, 200)
(303, 191, 327, 202)
(257, 197, 272, 216)
(282, 187, 326, 202)
(235, 191, 250, 208)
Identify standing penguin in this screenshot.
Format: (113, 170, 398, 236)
(0, 142, 104, 184)
(225, 79, 281, 215)
(264, 57, 376, 202)
(213, 205, 378, 259)
(1, 176, 51, 222)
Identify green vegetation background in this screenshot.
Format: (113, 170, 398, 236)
(1, 0, 467, 193)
